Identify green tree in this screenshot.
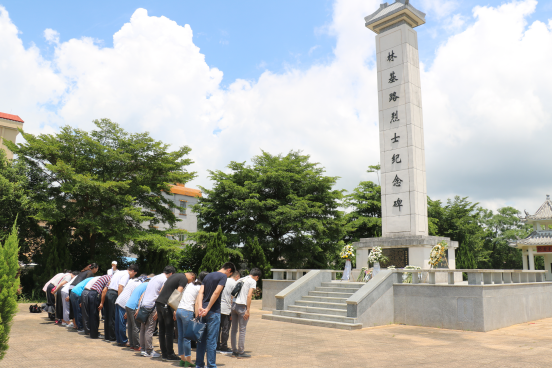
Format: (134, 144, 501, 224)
(343, 176, 382, 243)
(0, 150, 46, 263)
(37, 234, 72, 287)
(428, 196, 490, 269)
(480, 207, 531, 269)
(199, 227, 240, 272)
(6, 119, 196, 261)
(194, 150, 345, 269)
(243, 237, 271, 279)
(0, 221, 21, 360)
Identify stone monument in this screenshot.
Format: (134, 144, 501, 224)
(354, 0, 458, 276)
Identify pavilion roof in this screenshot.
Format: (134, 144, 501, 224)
(510, 231, 552, 248)
(524, 195, 552, 222)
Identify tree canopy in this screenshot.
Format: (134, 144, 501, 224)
(6, 119, 196, 264)
(194, 150, 345, 269)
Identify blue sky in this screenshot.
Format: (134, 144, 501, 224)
(0, 0, 551, 213)
(4, 0, 551, 85)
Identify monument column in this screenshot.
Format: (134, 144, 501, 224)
(353, 1, 458, 279)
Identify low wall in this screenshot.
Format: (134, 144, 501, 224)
(347, 270, 395, 327)
(394, 282, 552, 332)
(262, 280, 294, 311)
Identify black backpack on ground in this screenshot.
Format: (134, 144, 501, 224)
(29, 304, 42, 313)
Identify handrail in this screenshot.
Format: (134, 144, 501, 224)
(392, 269, 546, 285)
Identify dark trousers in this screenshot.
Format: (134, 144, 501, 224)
(156, 302, 175, 357)
(68, 290, 74, 320)
(55, 287, 64, 320)
(115, 305, 128, 344)
(217, 313, 231, 350)
(88, 290, 101, 338)
(104, 290, 118, 341)
(81, 290, 90, 334)
(46, 283, 55, 306)
(69, 292, 82, 330)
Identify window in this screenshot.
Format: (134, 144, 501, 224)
(179, 200, 187, 215)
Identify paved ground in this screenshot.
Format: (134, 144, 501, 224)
(2, 301, 552, 367)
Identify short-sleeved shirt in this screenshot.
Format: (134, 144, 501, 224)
(90, 275, 112, 294)
(107, 268, 118, 276)
(178, 284, 200, 312)
(221, 278, 237, 315)
(84, 276, 101, 290)
(116, 279, 142, 308)
(71, 270, 95, 286)
(126, 282, 149, 310)
(56, 273, 73, 288)
(141, 274, 167, 308)
(108, 270, 130, 291)
(234, 276, 257, 305)
(72, 277, 93, 297)
(61, 277, 77, 293)
(156, 273, 189, 305)
(201, 272, 228, 314)
(43, 273, 65, 291)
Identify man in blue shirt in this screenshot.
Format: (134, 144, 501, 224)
(70, 277, 93, 332)
(196, 262, 236, 368)
(125, 275, 151, 351)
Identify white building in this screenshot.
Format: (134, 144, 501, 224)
(0, 112, 24, 160)
(510, 195, 552, 280)
(157, 184, 202, 239)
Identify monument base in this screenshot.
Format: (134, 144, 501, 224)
(352, 235, 460, 283)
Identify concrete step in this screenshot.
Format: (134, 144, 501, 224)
(308, 291, 355, 298)
(320, 282, 364, 288)
(295, 300, 348, 310)
(315, 286, 361, 293)
(262, 314, 362, 330)
(301, 296, 348, 303)
(288, 305, 348, 316)
(274, 310, 358, 324)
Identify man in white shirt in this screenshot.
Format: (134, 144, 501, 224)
(217, 271, 240, 354)
(104, 264, 139, 342)
(137, 266, 175, 358)
(230, 268, 262, 358)
(60, 271, 79, 326)
(107, 261, 118, 276)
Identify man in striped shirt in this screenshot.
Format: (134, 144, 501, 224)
(87, 274, 112, 339)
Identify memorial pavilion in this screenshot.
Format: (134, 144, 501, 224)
(510, 195, 552, 280)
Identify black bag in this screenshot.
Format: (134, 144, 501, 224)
(136, 306, 154, 324)
(29, 304, 42, 313)
(231, 279, 244, 298)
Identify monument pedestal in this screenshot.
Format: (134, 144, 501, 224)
(353, 235, 460, 283)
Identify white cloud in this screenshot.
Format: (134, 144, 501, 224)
(44, 28, 59, 44)
(1, 0, 551, 215)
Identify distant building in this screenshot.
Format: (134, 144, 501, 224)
(510, 195, 552, 280)
(0, 112, 24, 160)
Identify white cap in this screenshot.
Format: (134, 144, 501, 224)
(112, 261, 117, 265)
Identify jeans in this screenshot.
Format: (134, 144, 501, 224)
(104, 290, 118, 341)
(115, 304, 128, 344)
(156, 302, 175, 357)
(195, 311, 221, 368)
(176, 309, 193, 357)
(69, 292, 82, 330)
(230, 303, 249, 355)
(217, 314, 231, 350)
(81, 290, 90, 334)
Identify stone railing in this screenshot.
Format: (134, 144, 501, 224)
(394, 269, 547, 285)
(271, 269, 342, 281)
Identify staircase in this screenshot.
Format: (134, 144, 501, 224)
(262, 281, 365, 330)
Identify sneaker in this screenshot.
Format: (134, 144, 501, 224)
(141, 351, 151, 357)
(66, 323, 74, 328)
(236, 353, 251, 358)
(150, 350, 161, 358)
(163, 354, 180, 361)
(77, 329, 85, 333)
(61, 322, 68, 327)
(220, 348, 233, 355)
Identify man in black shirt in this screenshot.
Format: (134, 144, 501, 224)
(155, 272, 195, 361)
(68, 263, 98, 331)
(70, 264, 99, 286)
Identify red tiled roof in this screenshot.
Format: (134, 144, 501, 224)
(0, 112, 24, 123)
(170, 183, 202, 197)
